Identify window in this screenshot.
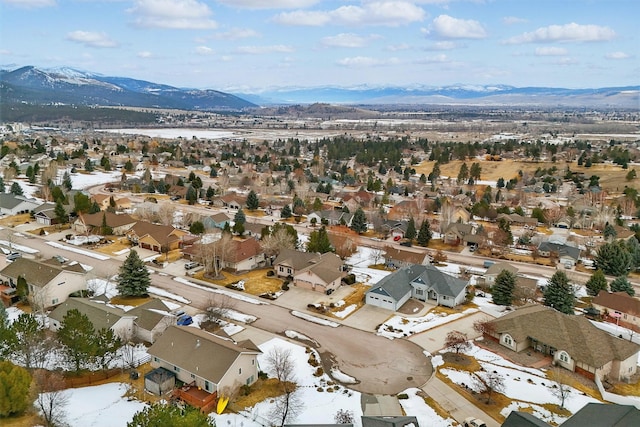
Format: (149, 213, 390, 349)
(238, 368, 242, 375)
(51, 298, 59, 305)
(503, 335, 513, 346)
(173, 366, 180, 372)
(252, 359, 255, 365)
(559, 352, 570, 363)
(415, 289, 424, 296)
(246, 375, 254, 385)
(153, 357, 159, 362)
(191, 374, 195, 379)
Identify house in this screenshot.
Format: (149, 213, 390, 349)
(502, 411, 550, 426)
(127, 221, 188, 253)
(382, 220, 408, 239)
(443, 223, 479, 246)
(496, 213, 538, 227)
(0, 258, 88, 309)
(308, 210, 351, 226)
(49, 297, 135, 340)
(537, 241, 581, 267)
(366, 264, 468, 310)
(384, 246, 431, 269)
(201, 212, 231, 230)
(361, 416, 420, 427)
(218, 238, 266, 273)
(592, 291, 640, 330)
(147, 326, 261, 397)
(484, 262, 519, 286)
(219, 193, 246, 210)
(0, 194, 42, 216)
(90, 194, 132, 211)
(73, 211, 138, 235)
(486, 304, 640, 381)
(33, 202, 73, 226)
(274, 249, 344, 293)
(127, 298, 176, 343)
(561, 403, 640, 426)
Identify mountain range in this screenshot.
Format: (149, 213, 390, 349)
(1, 65, 638, 110)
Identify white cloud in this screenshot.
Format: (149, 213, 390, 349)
(424, 40, 461, 50)
(213, 28, 259, 40)
(236, 45, 294, 54)
(605, 51, 630, 60)
(386, 43, 410, 51)
(195, 46, 214, 55)
(321, 33, 377, 48)
(1, 0, 56, 8)
(535, 46, 568, 56)
(66, 31, 118, 48)
(505, 22, 615, 44)
(216, 0, 319, 8)
(414, 53, 449, 64)
(273, 1, 425, 27)
(128, 0, 218, 29)
(502, 16, 527, 25)
(336, 56, 399, 67)
(137, 51, 153, 58)
(431, 15, 486, 39)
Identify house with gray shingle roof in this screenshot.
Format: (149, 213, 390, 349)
(486, 305, 640, 381)
(127, 298, 176, 344)
(365, 264, 468, 311)
(0, 193, 42, 216)
(537, 241, 581, 267)
(49, 297, 135, 339)
(147, 326, 261, 396)
(0, 258, 88, 309)
(274, 249, 344, 293)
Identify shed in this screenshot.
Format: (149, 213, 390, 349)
(144, 367, 176, 396)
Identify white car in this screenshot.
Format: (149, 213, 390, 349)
(463, 417, 487, 427)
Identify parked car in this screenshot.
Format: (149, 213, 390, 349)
(393, 235, 402, 241)
(325, 288, 334, 295)
(177, 314, 193, 326)
(463, 417, 487, 427)
(185, 261, 199, 270)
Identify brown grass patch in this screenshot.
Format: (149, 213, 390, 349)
(428, 239, 461, 252)
(110, 295, 152, 307)
(94, 237, 131, 254)
(609, 378, 640, 397)
(199, 269, 284, 295)
(0, 213, 31, 227)
(326, 283, 369, 318)
(2, 413, 43, 427)
(229, 378, 292, 411)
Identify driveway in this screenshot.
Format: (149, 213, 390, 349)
(409, 311, 494, 354)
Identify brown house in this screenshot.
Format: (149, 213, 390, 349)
(384, 246, 431, 269)
(274, 249, 344, 293)
(593, 291, 640, 331)
(73, 211, 138, 235)
(127, 221, 187, 252)
(219, 238, 266, 273)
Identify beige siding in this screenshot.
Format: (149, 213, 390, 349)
(34, 271, 87, 308)
(217, 354, 259, 395)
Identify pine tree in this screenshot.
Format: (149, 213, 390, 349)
(350, 208, 368, 234)
(246, 190, 260, 211)
(405, 217, 417, 241)
(186, 185, 197, 205)
(492, 270, 517, 306)
(89, 201, 101, 214)
(62, 171, 73, 191)
(85, 159, 94, 172)
(117, 250, 151, 297)
(0, 361, 32, 417)
(10, 181, 23, 196)
(585, 270, 608, 296)
(610, 275, 635, 296)
(58, 309, 97, 372)
(595, 241, 632, 276)
(543, 271, 575, 315)
(307, 226, 333, 254)
(281, 204, 292, 219)
(54, 200, 67, 224)
(0, 177, 5, 193)
(127, 403, 215, 427)
(417, 220, 432, 247)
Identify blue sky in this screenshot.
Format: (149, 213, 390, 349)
(0, 0, 637, 91)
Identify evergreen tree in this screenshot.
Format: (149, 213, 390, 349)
(603, 222, 617, 241)
(246, 190, 260, 211)
(88, 201, 101, 214)
(93, 328, 121, 370)
(0, 177, 4, 193)
(62, 171, 73, 191)
(492, 270, 517, 306)
(627, 237, 640, 271)
(54, 200, 68, 224)
(595, 241, 632, 276)
(234, 208, 246, 226)
(58, 309, 97, 372)
(10, 181, 23, 196)
(350, 208, 368, 234)
(205, 186, 215, 200)
(127, 403, 215, 427)
(117, 250, 151, 297)
(405, 217, 417, 241)
(100, 212, 113, 235)
(189, 221, 205, 235)
(610, 275, 635, 296)
(0, 361, 32, 417)
(585, 270, 608, 296)
(186, 185, 197, 205)
(417, 220, 432, 247)
(281, 204, 292, 219)
(543, 271, 575, 315)
(73, 192, 91, 214)
(307, 226, 333, 254)
(84, 158, 94, 172)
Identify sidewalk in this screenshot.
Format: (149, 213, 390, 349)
(422, 376, 500, 427)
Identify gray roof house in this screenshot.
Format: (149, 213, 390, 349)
(49, 297, 135, 339)
(537, 241, 581, 267)
(274, 249, 344, 293)
(366, 264, 468, 311)
(201, 212, 231, 230)
(0, 193, 42, 216)
(148, 326, 261, 397)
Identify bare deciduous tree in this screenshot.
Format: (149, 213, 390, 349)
(205, 295, 236, 326)
(156, 202, 176, 226)
(198, 233, 233, 278)
(549, 367, 572, 410)
(334, 408, 355, 424)
(370, 248, 384, 266)
(260, 227, 296, 257)
(34, 370, 69, 427)
(266, 347, 304, 427)
(444, 331, 470, 358)
(473, 370, 505, 404)
(472, 318, 496, 337)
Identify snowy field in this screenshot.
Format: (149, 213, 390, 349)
(377, 308, 479, 339)
(96, 128, 236, 140)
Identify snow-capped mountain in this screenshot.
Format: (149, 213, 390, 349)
(0, 66, 256, 111)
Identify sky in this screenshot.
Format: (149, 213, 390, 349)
(0, 0, 638, 91)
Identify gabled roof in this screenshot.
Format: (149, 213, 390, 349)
(127, 298, 172, 331)
(0, 193, 40, 209)
(148, 326, 260, 384)
(129, 221, 183, 245)
(502, 411, 550, 427)
(368, 264, 468, 301)
(49, 298, 127, 331)
(208, 212, 230, 223)
(361, 416, 420, 427)
(227, 238, 263, 263)
(445, 222, 473, 237)
(274, 249, 323, 271)
(537, 241, 581, 260)
(296, 252, 343, 284)
(489, 305, 640, 368)
(486, 262, 519, 276)
(562, 403, 640, 427)
(410, 264, 468, 298)
(76, 211, 137, 228)
(593, 291, 640, 317)
(1, 258, 63, 287)
(384, 246, 429, 265)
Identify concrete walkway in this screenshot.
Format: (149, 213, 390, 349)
(361, 394, 404, 416)
(422, 376, 500, 427)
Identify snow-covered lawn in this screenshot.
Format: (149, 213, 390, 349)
(377, 308, 479, 339)
(438, 344, 600, 424)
